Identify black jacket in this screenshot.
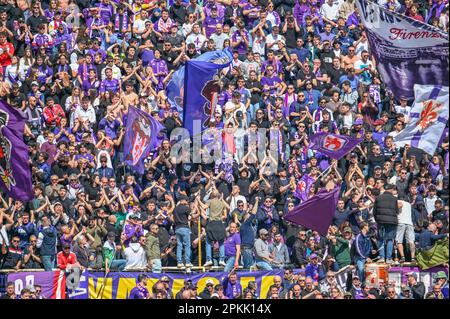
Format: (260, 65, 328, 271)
(410, 282, 426, 299)
(373, 192, 399, 225)
(292, 238, 307, 267)
(224, 6, 244, 26)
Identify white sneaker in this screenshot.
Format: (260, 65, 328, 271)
(203, 261, 213, 267)
(185, 263, 193, 268)
(177, 263, 185, 268)
(219, 261, 227, 267)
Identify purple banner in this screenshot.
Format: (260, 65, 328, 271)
(123, 106, 165, 174)
(285, 186, 341, 236)
(309, 132, 362, 160)
(0, 100, 34, 201)
(356, 0, 449, 101)
(7, 270, 66, 299)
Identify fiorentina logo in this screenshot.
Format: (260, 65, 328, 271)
(0, 110, 15, 190)
(323, 135, 346, 151)
(417, 100, 443, 131)
(297, 180, 306, 192)
(130, 115, 152, 165)
(201, 79, 221, 128)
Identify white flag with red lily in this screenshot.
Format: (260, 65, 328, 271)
(394, 85, 449, 155)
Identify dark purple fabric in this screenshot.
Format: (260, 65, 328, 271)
(0, 100, 34, 201)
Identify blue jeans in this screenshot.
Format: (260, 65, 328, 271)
(205, 237, 225, 263)
(224, 256, 237, 272)
(42, 255, 56, 271)
(355, 258, 366, 282)
(151, 259, 162, 273)
(241, 247, 254, 269)
(378, 224, 396, 260)
(110, 259, 126, 271)
(175, 227, 191, 264)
(248, 103, 260, 125)
(256, 260, 273, 270)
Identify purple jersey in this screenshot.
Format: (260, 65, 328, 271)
(100, 78, 120, 93)
(261, 76, 282, 94)
(232, 30, 250, 55)
(243, 4, 261, 27)
(203, 16, 223, 38)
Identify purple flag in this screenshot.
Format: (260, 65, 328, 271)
(0, 100, 33, 201)
(285, 186, 341, 235)
(123, 106, 165, 174)
(309, 132, 362, 160)
(293, 174, 315, 202)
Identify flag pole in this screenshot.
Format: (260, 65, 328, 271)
(198, 217, 202, 269)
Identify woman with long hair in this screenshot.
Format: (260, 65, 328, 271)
(4, 55, 21, 86)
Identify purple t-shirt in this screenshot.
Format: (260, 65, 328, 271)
(261, 76, 282, 94)
(224, 232, 241, 257)
(203, 16, 223, 38)
(100, 78, 120, 93)
(232, 30, 250, 55)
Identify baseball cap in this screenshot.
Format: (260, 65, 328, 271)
(161, 276, 170, 282)
(344, 227, 352, 233)
(206, 279, 214, 285)
(31, 81, 39, 86)
(259, 229, 269, 236)
(373, 119, 384, 126)
(353, 118, 363, 125)
(350, 153, 358, 158)
(310, 253, 318, 259)
(374, 165, 382, 170)
(107, 231, 116, 239)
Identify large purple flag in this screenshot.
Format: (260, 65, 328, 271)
(293, 174, 315, 202)
(285, 186, 341, 235)
(0, 100, 33, 201)
(309, 132, 362, 160)
(123, 106, 165, 174)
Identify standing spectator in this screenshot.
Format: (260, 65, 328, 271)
(254, 228, 273, 270)
(373, 184, 399, 263)
(145, 223, 162, 273)
(172, 195, 193, 268)
(36, 215, 57, 271)
(223, 222, 241, 272)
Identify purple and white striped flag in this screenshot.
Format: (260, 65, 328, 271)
(394, 85, 449, 155)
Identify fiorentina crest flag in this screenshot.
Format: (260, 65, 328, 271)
(309, 132, 362, 160)
(394, 85, 449, 155)
(0, 100, 33, 201)
(293, 174, 315, 202)
(356, 0, 449, 101)
(183, 58, 232, 136)
(285, 186, 341, 236)
(167, 48, 232, 112)
(124, 106, 165, 174)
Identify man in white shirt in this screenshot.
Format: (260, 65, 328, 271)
(394, 98, 412, 122)
(210, 24, 229, 50)
(74, 97, 96, 126)
(424, 186, 441, 217)
(186, 23, 207, 53)
(354, 50, 374, 86)
(133, 10, 149, 39)
(320, 0, 340, 25)
(396, 198, 416, 263)
(227, 185, 248, 212)
(101, 56, 122, 80)
(265, 26, 285, 53)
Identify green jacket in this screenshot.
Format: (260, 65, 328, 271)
(145, 233, 160, 261)
(331, 236, 351, 267)
(87, 225, 108, 251)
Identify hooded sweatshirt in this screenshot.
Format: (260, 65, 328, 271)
(124, 243, 147, 270)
